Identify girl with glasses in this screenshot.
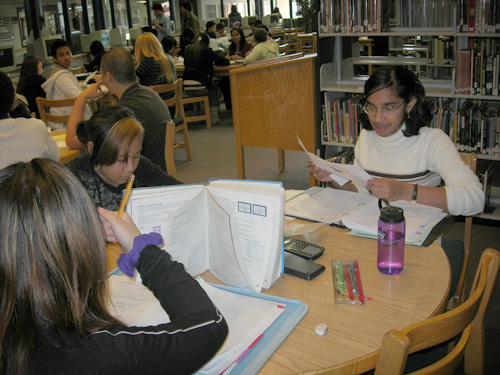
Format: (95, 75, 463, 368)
(311, 66, 484, 216)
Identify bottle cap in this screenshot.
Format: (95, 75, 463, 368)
(378, 199, 405, 223)
(315, 323, 328, 336)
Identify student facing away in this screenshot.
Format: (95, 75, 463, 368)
(0, 158, 228, 374)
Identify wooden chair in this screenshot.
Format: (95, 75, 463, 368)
(164, 121, 178, 179)
(150, 79, 193, 164)
(446, 154, 478, 310)
(284, 31, 299, 54)
(36, 97, 77, 128)
(182, 80, 212, 129)
(278, 43, 288, 56)
(298, 33, 317, 54)
(374, 248, 499, 375)
(300, 248, 500, 375)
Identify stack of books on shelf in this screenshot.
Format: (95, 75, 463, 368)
(456, 38, 500, 96)
(322, 93, 362, 144)
(457, 0, 500, 33)
(393, 0, 455, 28)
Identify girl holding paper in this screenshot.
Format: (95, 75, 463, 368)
(310, 66, 484, 216)
(0, 159, 227, 374)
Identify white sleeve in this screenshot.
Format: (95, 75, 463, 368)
(427, 131, 485, 216)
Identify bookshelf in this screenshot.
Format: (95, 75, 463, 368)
(318, 0, 500, 219)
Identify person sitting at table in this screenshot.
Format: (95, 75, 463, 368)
(41, 39, 92, 130)
(160, 35, 178, 81)
(0, 72, 59, 170)
(66, 105, 182, 210)
(216, 22, 227, 38)
(183, 33, 230, 124)
(0, 158, 228, 374)
(84, 40, 106, 72)
(310, 66, 484, 217)
(178, 27, 196, 57)
(205, 20, 216, 33)
(66, 48, 173, 172)
(16, 55, 46, 118)
(248, 19, 262, 38)
(135, 32, 175, 100)
(226, 28, 252, 61)
(244, 29, 279, 63)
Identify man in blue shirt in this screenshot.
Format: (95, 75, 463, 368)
(152, 3, 172, 41)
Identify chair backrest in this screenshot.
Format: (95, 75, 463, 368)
(164, 121, 178, 179)
(36, 97, 77, 127)
(449, 153, 479, 309)
(150, 78, 185, 119)
(374, 248, 500, 375)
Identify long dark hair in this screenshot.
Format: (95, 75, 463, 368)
(16, 56, 42, 95)
(228, 28, 247, 56)
(359, 66, 432, 136)
(0, 159, 123, 374)
(184, 33, 210, 70)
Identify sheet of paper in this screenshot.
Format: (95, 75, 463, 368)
(342, 199, 446, 241)
(285, 187, 374, 224)
(107, 275, 170, 326)
(196, 279, 284, 375)
(295, 136, 371, 186)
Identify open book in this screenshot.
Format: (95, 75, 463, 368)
(125, 179, 285, 292)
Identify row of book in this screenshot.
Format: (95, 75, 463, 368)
(393, 0, 455, 28)
(322, 95, 500, 157)
(427, 36, 455, 65)
(456, 38, 500, 96)
(319, 0, 391, 33)
(322, 93, 362, 144)
(457, 0, 500, 33)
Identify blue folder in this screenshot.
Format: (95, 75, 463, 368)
(196, 282, 308, 375)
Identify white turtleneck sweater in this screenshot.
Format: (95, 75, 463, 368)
(354, 126, 485, 216)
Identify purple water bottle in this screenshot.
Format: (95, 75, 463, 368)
(377, 199, 405, 275)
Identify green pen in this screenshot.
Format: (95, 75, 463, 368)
(338, 262, 345, 292)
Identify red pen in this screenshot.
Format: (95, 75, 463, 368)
(344, 264, 354, 301)
(354, 261, 365, 303)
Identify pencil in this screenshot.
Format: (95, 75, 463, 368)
(354, 261, 365, 303)
(117, 175, 135, 218)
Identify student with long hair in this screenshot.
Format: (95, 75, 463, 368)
(226, 27, 252, 61)
(16, 55, 46, 118)
(0, 158, 228, 374)
(134, 32, 174, 87)
(66, 105, 182, 210)
(84, 40, 106, 72)
(183, 33, 229, 123)
(310, 66, 484, 216)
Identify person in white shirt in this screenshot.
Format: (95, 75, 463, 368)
(152, 2, 172, 41)
(0, 72, 59, 169)
(27, 16, 50, 44)
(41, 39, 91, 130)
(310, 66, 484, 217)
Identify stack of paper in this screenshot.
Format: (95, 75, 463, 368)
(285, 188, 447, 244)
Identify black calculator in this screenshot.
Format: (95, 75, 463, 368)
(284, 236, 325, 261)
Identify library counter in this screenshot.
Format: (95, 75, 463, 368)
(106, 224, 450, 374)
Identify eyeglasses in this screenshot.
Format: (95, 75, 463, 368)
(361, 101, 405, 116)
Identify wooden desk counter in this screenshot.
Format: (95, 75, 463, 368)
(175, 63, 243, 78)
(106, 224, 450, 374)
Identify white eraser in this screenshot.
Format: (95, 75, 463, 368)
(315, 323, 328, 336)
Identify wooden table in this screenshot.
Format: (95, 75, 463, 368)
(106, 225, 450, 374)
(51, 131, 81, 164)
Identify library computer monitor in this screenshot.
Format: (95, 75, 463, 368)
(242, 15, 257, 29)
(129, 27, 143, 45)
(90, 29, 110, 49)
(0, 45, 15, 73)
(110, 26, 128, 47)
(217, 17, 229, 28)
(263, 13, 280, 26)
(27, 35, 64, 63)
